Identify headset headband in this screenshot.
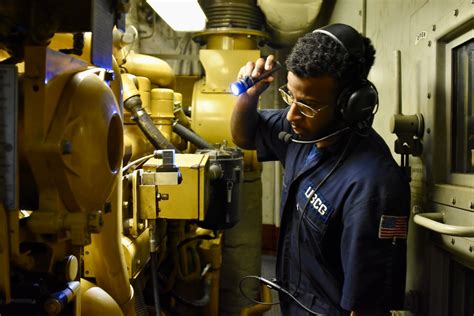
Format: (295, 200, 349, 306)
(313, 23, 365, 59)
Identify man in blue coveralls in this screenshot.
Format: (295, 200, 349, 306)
(231, 23, 410, 316)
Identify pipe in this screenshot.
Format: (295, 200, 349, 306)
(394, 50, 402, 114)
(361, 0, 367, 36)
(120, 51, 176, 89)
(239, 284, 272, 316)
(172, 122, 214, 149)
(257, 0, 323, 46)
(151, 253, 161, 316)
(90, 169, 136, 316)
(149, 219, 161, 316)
(80, 279, 125, 316)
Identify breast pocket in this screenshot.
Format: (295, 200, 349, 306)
(295, 185, 334, 242)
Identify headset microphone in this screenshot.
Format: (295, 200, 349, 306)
(278, 128, 350, 144)
(230, 61, 283, 96)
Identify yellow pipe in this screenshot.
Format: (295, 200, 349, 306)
(120, 51, 176, 89)
(239, 284, 272, 316)
(90, 169, 136, 316)
(80, 279, 125, 316)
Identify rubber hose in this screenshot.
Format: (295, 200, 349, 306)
(171, 277, 211, 307)
(132, 281, 148, 316)
(124, 95, 177, 150)
(172, 122, 214, 150)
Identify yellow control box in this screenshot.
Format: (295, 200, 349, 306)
(143, 154, 210, 220)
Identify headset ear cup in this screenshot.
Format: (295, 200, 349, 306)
(339, 81, 379, 125)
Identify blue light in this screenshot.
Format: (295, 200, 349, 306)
(230, 77, 254, 96)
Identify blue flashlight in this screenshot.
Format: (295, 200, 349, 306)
(230, 61, 282, 96)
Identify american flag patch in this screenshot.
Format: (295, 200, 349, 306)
(378, 215, 408, 239)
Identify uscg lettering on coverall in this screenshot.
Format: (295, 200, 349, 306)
(302, 185, 333, 223)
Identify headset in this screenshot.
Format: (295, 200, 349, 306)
(313, 23, 379, 128)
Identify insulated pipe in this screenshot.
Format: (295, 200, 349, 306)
(122, 74, 176, 150)
(90, 169, 136, 316)
(120, 51, 176, 89)
(172, 122, 214, 150)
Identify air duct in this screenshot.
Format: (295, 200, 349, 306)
(257, 0, 324, 46)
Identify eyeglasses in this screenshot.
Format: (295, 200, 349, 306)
(278, 84, 330, 118)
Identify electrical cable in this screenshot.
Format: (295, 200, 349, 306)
(293, 133, 354, 300)
(122, 153, 154, 173)
(239, 276, 324, 315)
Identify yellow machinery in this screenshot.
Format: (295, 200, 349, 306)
(0, 0, 268, 315)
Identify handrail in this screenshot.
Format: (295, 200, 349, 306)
(413, 212, 474, 237)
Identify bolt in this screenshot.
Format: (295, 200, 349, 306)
(432, 25, 436, 31)
(454, 9, 459, 16)
(427, 93, 431, 99)
(428, 40, 432, 47)
(470, 201, 474, 209)
(157, 193, 169, 201)
(451, 238, 455, 245)
(137, 259, 141, 266)
(426, 128, 431, 134)
(452, 198, 456, 205)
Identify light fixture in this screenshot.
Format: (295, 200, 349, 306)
(146, 0, 207, 32)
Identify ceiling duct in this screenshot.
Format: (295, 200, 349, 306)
(257, 0, 323, 46)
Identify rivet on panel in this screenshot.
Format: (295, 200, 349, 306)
(432, 25, 436, 31)
(428, 40, 432, 47)
(451, 238, 455, 245)
(426, 128, 431, 134)
(451, 198, 456, 205)
(470, 201, 474, 209)
(453, 9, 459, 16)
(427, 93, 431, 99)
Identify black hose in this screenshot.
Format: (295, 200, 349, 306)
(151, 252, 161, 316)
(172, 122, 214, 150)
(124, 95, 177, 150)
(132, 281, 148, 316)
(170, 277, 211, 307)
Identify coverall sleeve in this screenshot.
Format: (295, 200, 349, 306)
(254, 108, 292, 164)
(339, 195, 409, 311)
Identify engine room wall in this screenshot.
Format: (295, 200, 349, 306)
(330, 0, 473, 315)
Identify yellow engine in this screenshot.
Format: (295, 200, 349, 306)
(0, 1, 269, 315)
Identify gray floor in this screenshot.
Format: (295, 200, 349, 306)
(261, 254, 281, 316)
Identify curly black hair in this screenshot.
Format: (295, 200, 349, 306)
(285, 29, 376, 83)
